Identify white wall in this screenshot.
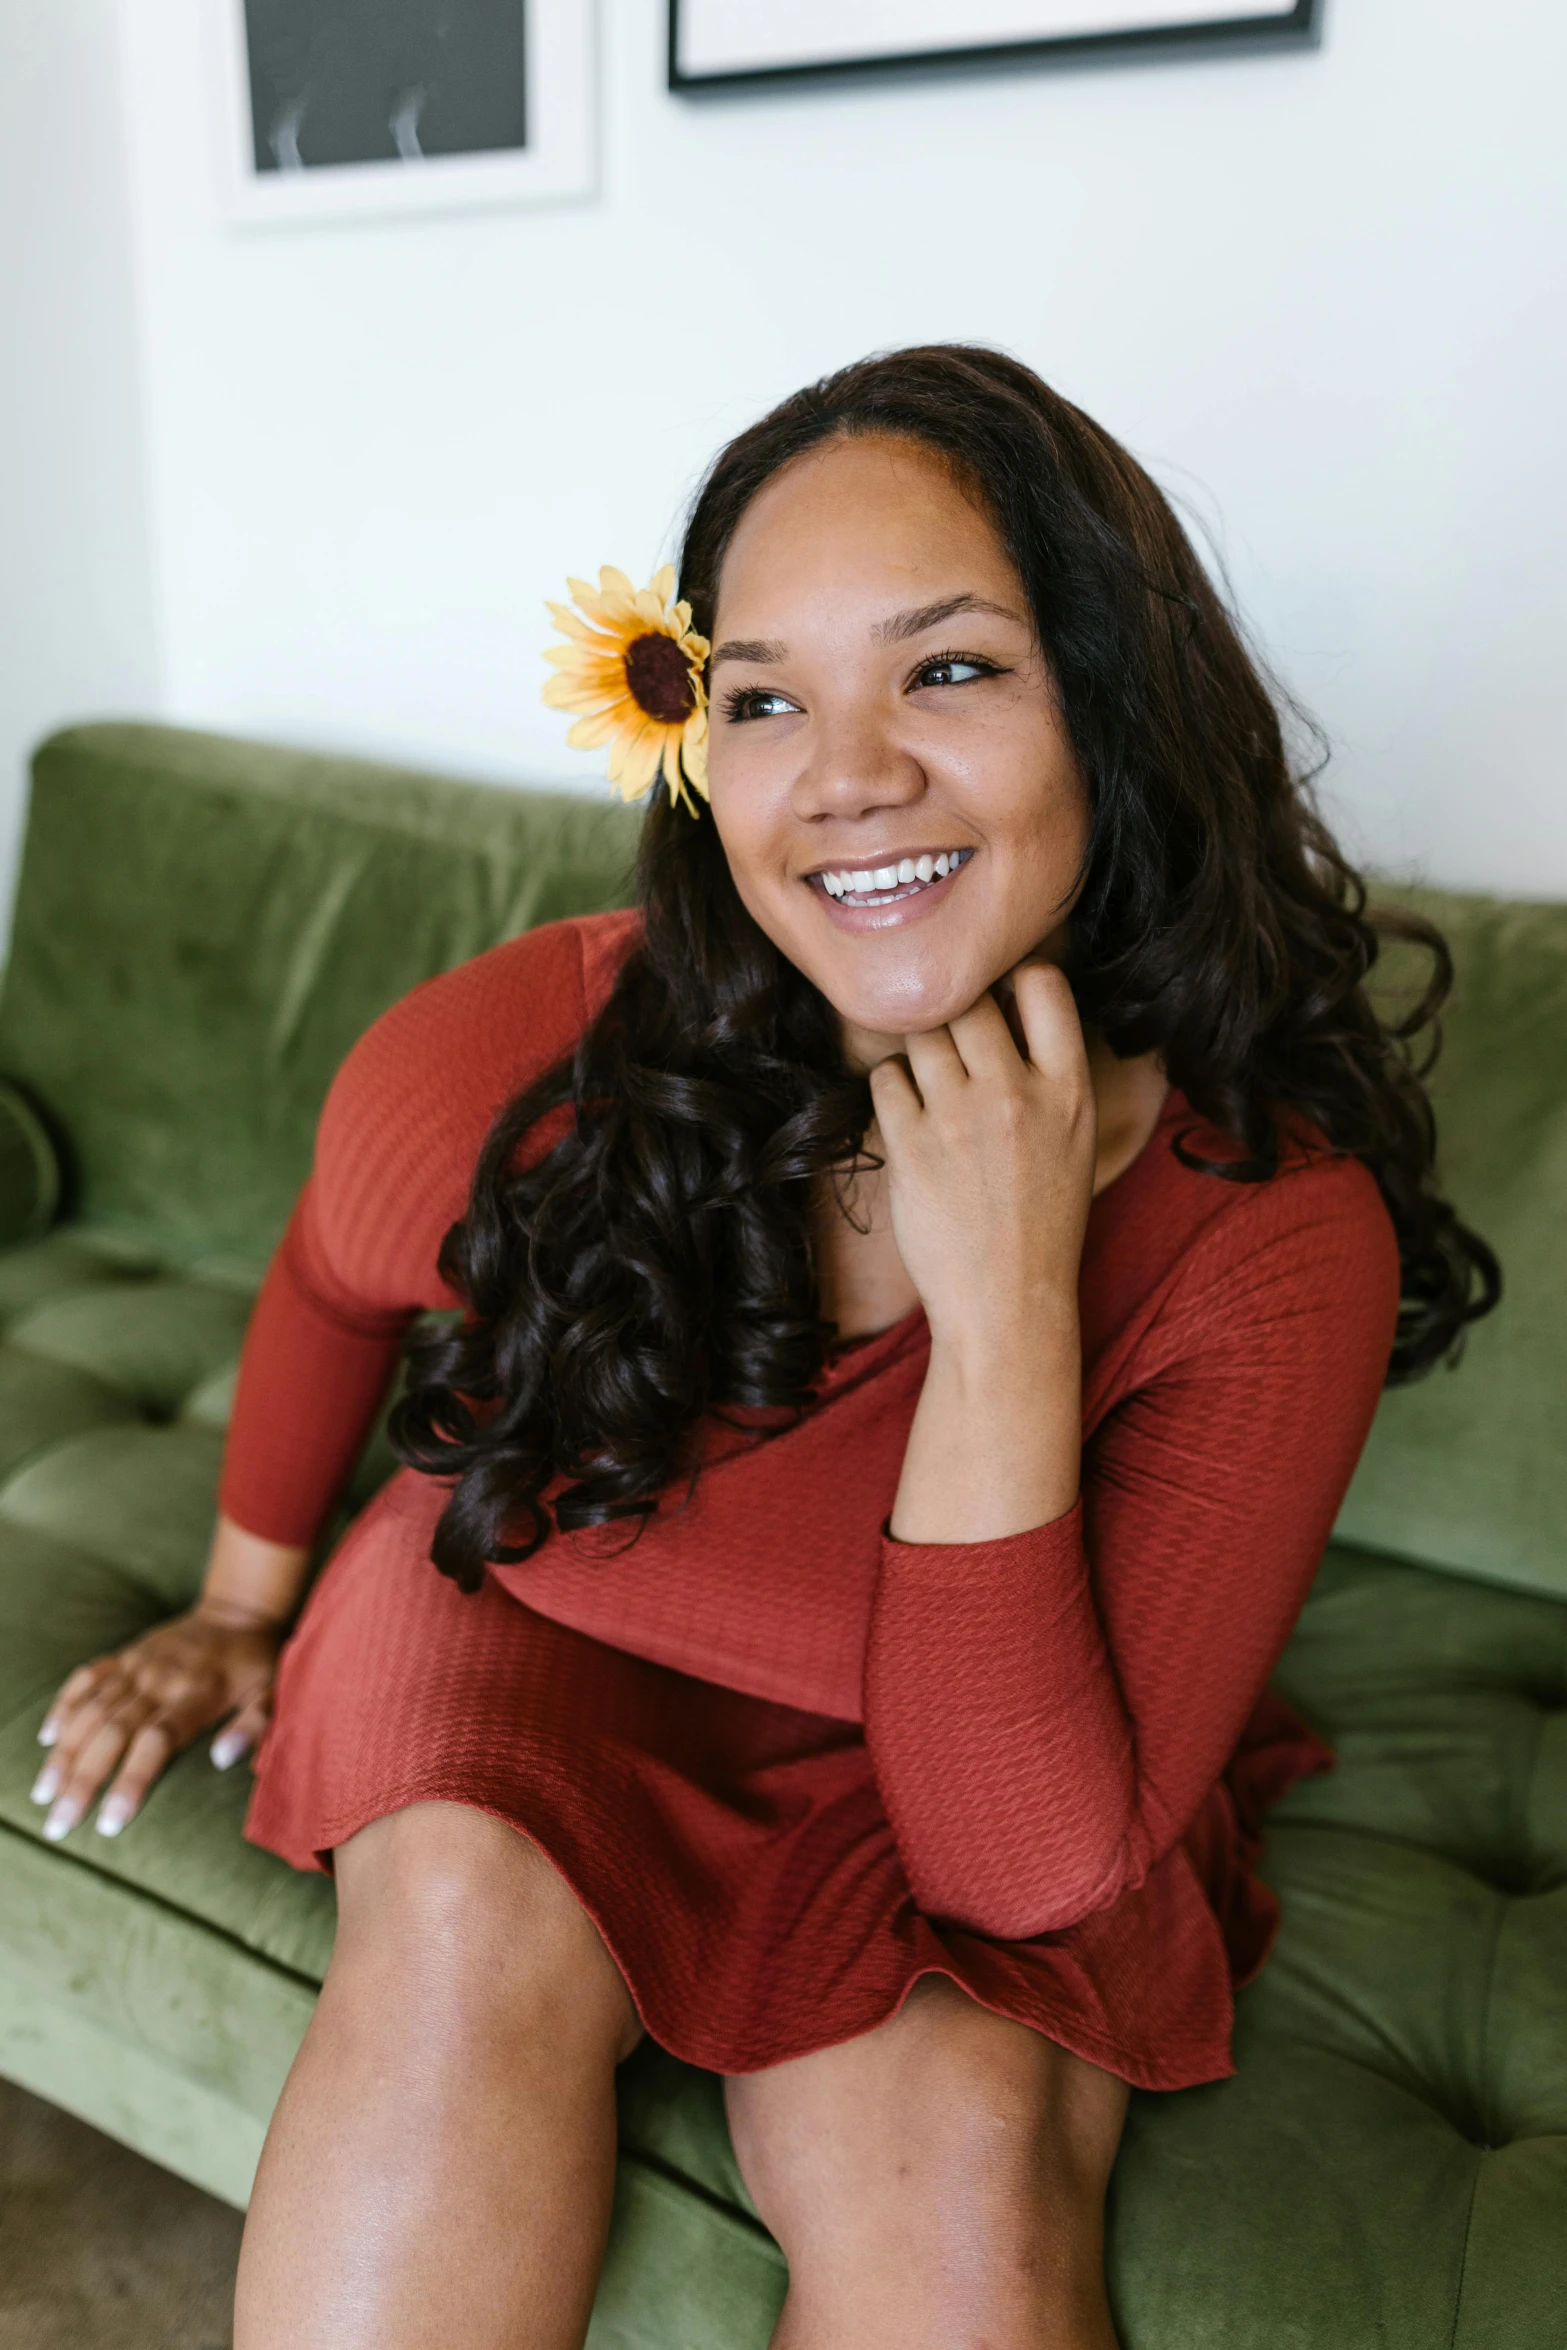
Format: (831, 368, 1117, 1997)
(0, 0, 163, 933)
(97, 0, 1567, 895)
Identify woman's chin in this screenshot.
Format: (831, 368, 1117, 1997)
(824, 975, 995, 1061)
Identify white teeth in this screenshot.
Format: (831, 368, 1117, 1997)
(817, 850, 970, 900)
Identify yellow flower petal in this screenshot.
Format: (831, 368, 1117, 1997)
(650, 563, 676, 605)
(567, 708, 630, 751)
(545, 599, 602, 636)
(612, 723, 669, 802)
(680, 715, 710, 801)
(546, 662, 623, 696)
(544, 674, 624, 714)
(599, 564, 638, 604)
(543, 641, 617, 670)
(566, 579, 632, 630)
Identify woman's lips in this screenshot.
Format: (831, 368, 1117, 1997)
(804, 848, 974, 930)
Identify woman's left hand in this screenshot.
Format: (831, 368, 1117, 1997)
(868, 960, 1096, 1369)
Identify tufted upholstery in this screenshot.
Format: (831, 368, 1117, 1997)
(0, 725, 1562, 2347)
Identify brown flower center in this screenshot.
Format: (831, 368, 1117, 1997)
(623, 631, 696, 725)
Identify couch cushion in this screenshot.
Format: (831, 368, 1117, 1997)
(1335, 887, 1567, 1600)
(0, 725, 638, 1283)
(1108, 1545, 1567, 2348)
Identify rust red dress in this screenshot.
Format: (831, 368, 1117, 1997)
(230, 911, 1400, 2090)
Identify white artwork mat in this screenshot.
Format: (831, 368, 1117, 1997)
(212, 0, 596, 226)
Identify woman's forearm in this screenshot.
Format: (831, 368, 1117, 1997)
(888, 1308, 1081, 1547)
(200, 1513, 314, 1629)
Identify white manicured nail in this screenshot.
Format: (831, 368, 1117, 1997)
(30, 1765, 60, 1806)
(96, 1797, 131, 1837)
(43, 1801, 78, 1842)
(37, 1719, 58, 1747)
(211, 1730, 249, 1770)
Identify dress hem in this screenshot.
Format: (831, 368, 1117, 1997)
(244, 1776, 1239, 2096)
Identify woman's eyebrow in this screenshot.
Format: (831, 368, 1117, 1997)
(710, 637, 786, 668)
(873, 592, 1023, 643)
(711, 593, 1023, 671)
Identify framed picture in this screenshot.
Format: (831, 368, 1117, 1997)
(212, 0, 595, 227)
(669, 0, 1320, 91)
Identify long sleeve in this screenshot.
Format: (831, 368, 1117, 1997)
(862, 1151, 1401, 1941)
(217, 912, 632, 1552)
(216, 1181, 419, 1546)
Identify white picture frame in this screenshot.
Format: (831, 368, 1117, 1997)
(212, 0, 596, 228)
(669, 0, 1319, 89)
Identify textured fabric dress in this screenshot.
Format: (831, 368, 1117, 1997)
(232, 911, 1400, 2091)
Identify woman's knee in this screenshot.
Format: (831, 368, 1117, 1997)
(728, 1975, 1128, 2257)
(329, 1801, 641, 2062)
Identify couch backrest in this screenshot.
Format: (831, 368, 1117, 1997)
(0, 725, 638, 1280)
(1334, 886, 1567, 1601)
(1, 734, 1560, 1597)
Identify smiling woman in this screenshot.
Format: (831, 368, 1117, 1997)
(36, 347, 1496, 2350)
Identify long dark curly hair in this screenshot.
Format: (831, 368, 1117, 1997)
(391, 345, 1499, 1594)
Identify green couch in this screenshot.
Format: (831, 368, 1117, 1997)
(0, 723, 1561, 2346)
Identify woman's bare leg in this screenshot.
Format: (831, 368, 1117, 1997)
(234, 1802, 642, 2350)
(726, 1975, 1128, 2350)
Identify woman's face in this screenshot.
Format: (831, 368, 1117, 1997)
(705, 433, 1090, 1061)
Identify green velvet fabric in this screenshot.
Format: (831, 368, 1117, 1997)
(0, 725, 1561, 2345)
(0, 1082, 59, 1246)
(1335, 887, 1567, 1600)
(0, 725, 639, 1281)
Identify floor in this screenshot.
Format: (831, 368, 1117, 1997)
(0, 2076, 242, 2349)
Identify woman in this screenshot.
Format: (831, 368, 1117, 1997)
(33, 347, 1494, 2349)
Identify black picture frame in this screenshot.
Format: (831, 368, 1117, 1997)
(668, 1, 1321, 94)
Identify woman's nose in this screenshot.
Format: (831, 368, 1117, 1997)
(790, 709, 924, 823)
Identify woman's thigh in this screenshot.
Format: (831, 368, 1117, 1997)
(725, 1974, 1128, 2350)
(236, 1804, 642, 2350)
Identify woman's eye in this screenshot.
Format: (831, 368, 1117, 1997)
(721, 687, 802, 723)
(913, 655, 996, 690)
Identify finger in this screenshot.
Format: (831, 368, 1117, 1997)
(40, 1703, 150, 1843)
(944, 988, 1026, 1080)
(867, 1053, 922, 1144)
(30, 1669, 133, 1807)
(37, 1658, 118, 1747)
(1010, 961, 1089, 1084)
(95, 1719, 177, 1838)
(902, 1022, 968, 1097)
(212, 1689, 272, 1773)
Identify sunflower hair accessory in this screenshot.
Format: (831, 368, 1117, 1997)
(543, 565, 710, 816)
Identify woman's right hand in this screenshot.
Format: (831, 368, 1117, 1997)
(31, 1601, 284, 1843)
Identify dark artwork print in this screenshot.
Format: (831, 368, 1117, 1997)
(244, 0, 527, 173)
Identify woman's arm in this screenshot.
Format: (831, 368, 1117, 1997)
(864, 968, 1399, 1938)
(874, 964, 1093, 1550)
(33, 1111, 420, 1840)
